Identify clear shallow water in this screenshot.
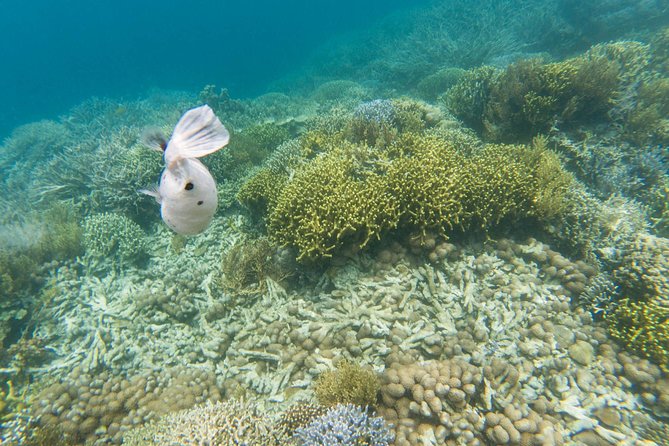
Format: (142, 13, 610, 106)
(0, 0, 423, 138)
(0, 1, 668, 445)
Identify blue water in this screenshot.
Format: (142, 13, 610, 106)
(2, 1, 669, 444)
(0, 0, 423, 139)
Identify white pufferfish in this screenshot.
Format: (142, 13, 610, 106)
(141, 105, 229, 235)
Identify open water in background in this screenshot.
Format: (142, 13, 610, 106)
(0, 0, 424, 139)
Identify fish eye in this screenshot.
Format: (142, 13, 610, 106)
(185, 182, 194, 191)
(197, 200, 204, 205)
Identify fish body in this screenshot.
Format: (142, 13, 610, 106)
(142, 105, 229, 235)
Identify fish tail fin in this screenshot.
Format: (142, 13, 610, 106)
(165, 105, 229, 164)
(141, 127, 168, 152)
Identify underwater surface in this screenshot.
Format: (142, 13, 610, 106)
(1, 0, 669, 444)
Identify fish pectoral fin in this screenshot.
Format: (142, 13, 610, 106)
(139, 187, 162, 203)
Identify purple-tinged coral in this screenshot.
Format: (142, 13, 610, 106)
(354, 99, 396, 125)
(294, 403, 394, 446)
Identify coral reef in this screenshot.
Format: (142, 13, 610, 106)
(33, 366, 222, 445)
(124, 399, 286, 446)
(611, 233, 669, 306)
(218, 236, 295, 302)
(447, 45, 626, 142)
(446, 39, 669, 148)
(8, 209, 665, 444)
(310, 80, 371, 107)
(237, 166, 288, 216)
(82, 212, 147, 265)
(606, 298, 669, 372)
(5, 25, 669, 443)
(0, 203, 83, 351)
(416, 67, 466, 101)
(244, 107, 573, 260)
(601, 235, 669, 370)
(444, 66, 499, 134)
(277, 402, 327, 437)
(0, 381, 28, 423)
(314, 360, 380, 408)
(294, 403, 394, 446)
(484, 48, 620, 141)
(266, 137, 400, 260)
(560, 0, 668, 43)
(378, 359, 484, 444)
(299, 0, 570, 92)
(208, 122, 291, 182)
(0, 121, 73, 217)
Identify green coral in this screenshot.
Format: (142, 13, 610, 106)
(623, 76, 669, 145)
(267, 141, 401, 260)
(236, 167, 288, 216)
(261, 131, 570, 260)
(445, 66, 500, 134)
(237, 99, 573, 261)
(482, 49, 620, 141)
(219, 236, 292, 296)
(314, 360, 380, 408)
(613, 233, 669, 305)
(416, 67, 467, 101)
(447, 41, 660, 143)
(206, 122, 293, 209)
(648, 183, 669, 237)
(33, 203, 84, 262)
(605, 233, 669, 371)
(522, 135, 576, 220)
(82, 212, 147, 264)
(218, 122, 290, 174)
(0, 251, 39, 300)
(606, 298, 669, 372)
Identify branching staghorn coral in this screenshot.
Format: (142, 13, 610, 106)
(294, 403, 394, 446)
(124, 399, 286, 446)
(606, 298, 669, 372)
(244, 113, 573, 261)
